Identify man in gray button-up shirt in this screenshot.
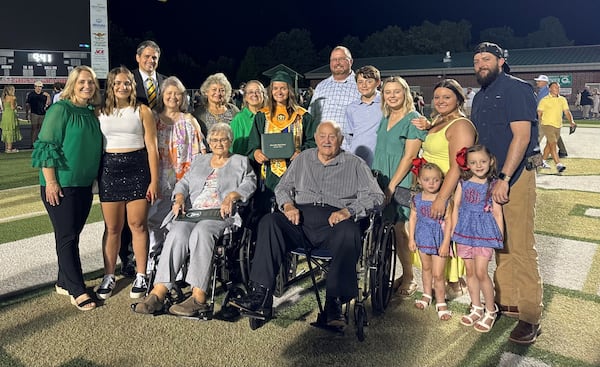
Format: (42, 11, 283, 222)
(230, 120, 384, 328)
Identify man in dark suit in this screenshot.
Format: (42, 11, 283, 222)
(133, 40, 166, 107)
(120, 40, 167, 278)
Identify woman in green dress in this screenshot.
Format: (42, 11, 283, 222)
(1, 85, 22, 153)
(372, 76, 427, 298)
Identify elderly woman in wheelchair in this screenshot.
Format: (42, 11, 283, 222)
(133, 123, 256, 316)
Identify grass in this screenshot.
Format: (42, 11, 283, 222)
(0, 151, 38, 190)
(1, 143, 599, 367)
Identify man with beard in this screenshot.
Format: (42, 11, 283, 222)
(471, 42, 543, 345)
(308, 46, 361, 151)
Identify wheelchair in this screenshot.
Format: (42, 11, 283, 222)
(143, 201, 257, 321)
(266, 206, 397, 341)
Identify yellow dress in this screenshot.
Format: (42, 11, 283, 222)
(421, 118, 473, 282)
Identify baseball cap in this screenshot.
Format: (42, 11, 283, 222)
(34, 81, 44, 87)
(534, 75, 549, 82)
(474, 42, 510, 73)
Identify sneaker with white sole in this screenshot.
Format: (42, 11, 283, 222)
(96, 275, 116, 300)
(130, 275, 148, 299)
(541, 160, 551, 169)
(556, 163, 566, 173)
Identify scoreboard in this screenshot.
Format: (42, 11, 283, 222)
(0, 49, 91, 85)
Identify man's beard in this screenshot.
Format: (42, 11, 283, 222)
(476, 67, 500, 88)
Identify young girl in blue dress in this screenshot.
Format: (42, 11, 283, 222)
(408, 159, 453, 321)
(451, 145, 504, 332)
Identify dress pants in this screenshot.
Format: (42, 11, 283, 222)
(493, 169, 543, 324)
(250, 204, 362, 301)
(42, 186, 93, 298)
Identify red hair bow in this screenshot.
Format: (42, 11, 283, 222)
(411, 157, 427, 176)
(456, 147, 470, 171)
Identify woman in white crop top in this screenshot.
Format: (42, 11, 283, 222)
(96, 66, 159, 300)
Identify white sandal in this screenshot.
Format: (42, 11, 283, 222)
(460, 304, 484, 326)
(436, 302, 452, 321)
(414, 293, 432, 310)
(474, 304, 498, 333)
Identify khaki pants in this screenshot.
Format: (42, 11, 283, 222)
(494, 169, 543, 324)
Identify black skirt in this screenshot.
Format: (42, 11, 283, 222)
(99, 149, 150, 202)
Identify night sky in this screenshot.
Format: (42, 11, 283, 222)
(1, 0, 600, 65)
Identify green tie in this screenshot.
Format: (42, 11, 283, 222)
(146, 78, 156, 108)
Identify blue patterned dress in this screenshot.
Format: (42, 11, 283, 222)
(414, 193, 445, 255)
(451, 180, 504, 249)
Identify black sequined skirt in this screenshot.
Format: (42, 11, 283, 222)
(99, 149, 150, 202)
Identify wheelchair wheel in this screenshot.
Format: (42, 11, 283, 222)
(354, 303, 366, 342)
(370, 223, 396, 314)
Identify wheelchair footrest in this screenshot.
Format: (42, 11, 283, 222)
(178, 310, 214, 321)
(239, 309, 271, 321)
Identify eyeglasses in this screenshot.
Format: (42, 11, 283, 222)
(246, 90, 262, 95)
(209, 138, 230, 144)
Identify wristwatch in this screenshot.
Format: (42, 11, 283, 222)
(498, 172, 511, 182)
(347, 207, 356, 217)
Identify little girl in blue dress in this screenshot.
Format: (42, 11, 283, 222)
(451, 145, 504, 333)
(408, 159, 453, 321)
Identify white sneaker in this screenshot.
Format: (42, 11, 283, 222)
(130, 275, 148, 299)
(541, 160, 551, 169)
(96, 275, 116, 300)
(557, 164, 566, 173)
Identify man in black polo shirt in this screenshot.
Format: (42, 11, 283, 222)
(26, 81, 51, 146)
(471, 42, 543, 345)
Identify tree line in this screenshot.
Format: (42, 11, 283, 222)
(109, 16, 572, 89)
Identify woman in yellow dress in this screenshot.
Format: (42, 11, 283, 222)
(412, 79, 477, 299)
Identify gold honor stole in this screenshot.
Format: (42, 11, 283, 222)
(263, 105, 305, 177)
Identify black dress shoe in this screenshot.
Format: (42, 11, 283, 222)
(325, 296, 345, 327)
(509, 320, 541, 345)
(229, 283, 272, 314)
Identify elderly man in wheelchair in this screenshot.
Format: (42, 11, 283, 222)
(133, 123, 256, 316)
(229, 120, 384, 329)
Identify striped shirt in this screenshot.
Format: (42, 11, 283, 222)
(274, 148, 384, 218)
(308, 72, 361, 150)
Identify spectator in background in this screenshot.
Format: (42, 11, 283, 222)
(51, 82, 64, 104)
(580, 86, 593, 119)
(345, 65, 381, 167)
(308, 46, 361, 151)
(192, 73, 239, 139)
(230, 80, 266, 156)
(1, 85, 22, 153)
(464, 87, 476, 117)
(26, 81, 51, 146)
(537, 82, 576, 173)
(591, 88, 600, 119)
(535, 75, 569, 157)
